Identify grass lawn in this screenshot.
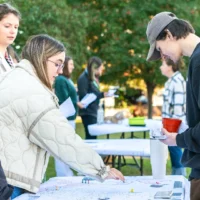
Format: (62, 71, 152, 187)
(45, 121, 191, 180)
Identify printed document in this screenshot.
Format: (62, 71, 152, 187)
(107, 89, 116, 97)
(81, 93, 97, 108)
(59, 97, 76, 118)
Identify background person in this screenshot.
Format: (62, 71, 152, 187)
(146, 11, 200, 199)
(0, 34, 124, 199)
(77, 56, 107, 139)
(0, 3, 20, 73)
(54, 56, 83, 177)
(160, 58, 186, 175)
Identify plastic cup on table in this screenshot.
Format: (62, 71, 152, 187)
(150, 140, 168, 179)
(162, 118, 182, 133)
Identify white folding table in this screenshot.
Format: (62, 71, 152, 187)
(88, 123, 149, 139)
(16, 175, 190, 200)
(85, 139, 150, 175)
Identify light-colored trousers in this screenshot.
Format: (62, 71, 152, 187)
(55, 120, 75, 177)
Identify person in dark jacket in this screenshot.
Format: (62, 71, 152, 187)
(160, 58, 186, 176)
(78, 56, 106, 139)
(146, 12, 200, 200)
(0, 161, 13, 200)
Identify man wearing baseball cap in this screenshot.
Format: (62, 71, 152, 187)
(146, 12, 200, 200)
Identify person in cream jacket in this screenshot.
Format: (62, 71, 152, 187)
(0, 34, 124, 199)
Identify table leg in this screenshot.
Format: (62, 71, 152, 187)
(131, 132, 134, 138)
(131, 156, 141, 174)
(103, 155, 110, 164)
(120, 132, 125, 139)
(112, 155, 115, 168)
(143, 131, 146, 139)
(117, 156, 121, 170)
(122, 156, 126, 165)
(140, 156, 143, 175)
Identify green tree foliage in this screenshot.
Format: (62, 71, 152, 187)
(68, 0, 199, 117)
(2, 0, 200, 117)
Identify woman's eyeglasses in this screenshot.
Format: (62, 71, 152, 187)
(48, 60, 64, 71)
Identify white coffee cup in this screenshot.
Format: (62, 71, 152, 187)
(150, 139, 168, 179)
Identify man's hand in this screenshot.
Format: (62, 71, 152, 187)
(160, 128, 178, 146)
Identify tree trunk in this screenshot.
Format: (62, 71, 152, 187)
(146, 82, 155, 119)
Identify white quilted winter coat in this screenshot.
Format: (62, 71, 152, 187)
(0, 52, 13, 74)
(0, 59, 109, 193)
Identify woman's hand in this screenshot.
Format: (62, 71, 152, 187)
(77, 102, 84, 109)
(106, 168, 125, 182)
(104, 92, 109, 98)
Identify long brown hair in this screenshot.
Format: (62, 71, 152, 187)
(87, 56, 102, 81)
(7, 45, 20, 63)
(62, 56, 73, 78)
(21, 34, 65, 90)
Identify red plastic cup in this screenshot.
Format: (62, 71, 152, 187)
(162, 118, 182, 133)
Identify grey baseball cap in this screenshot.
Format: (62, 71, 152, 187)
(146, 12, 178, 61)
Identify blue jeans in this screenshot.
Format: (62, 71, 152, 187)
(168, 146, 184, 169)
(11, 187, 25, 199)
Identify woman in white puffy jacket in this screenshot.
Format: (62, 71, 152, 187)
(0, 34, 124, 199)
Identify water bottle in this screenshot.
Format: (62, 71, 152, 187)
(97, 102, 104, 124)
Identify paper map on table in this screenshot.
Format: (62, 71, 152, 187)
(16, 176, 187, 200)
